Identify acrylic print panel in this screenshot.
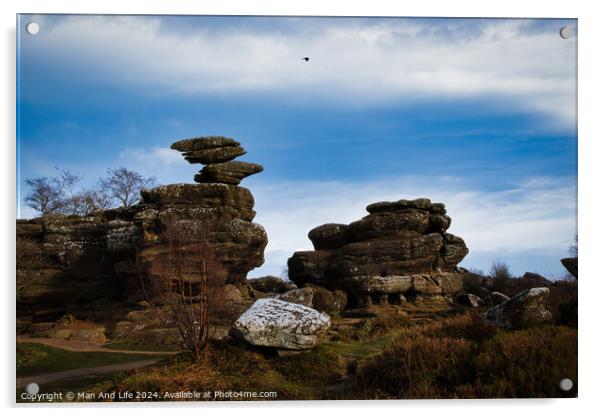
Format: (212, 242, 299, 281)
(16, 14, 577, 402)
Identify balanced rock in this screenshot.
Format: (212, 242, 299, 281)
(171, 136, 263, 186)
(195, 161, 263, 185)
(481, 287, 552, 329)
(287, 198, 468, 308)
(170, 136, 240, 151)
(233, 298, 331, 350)
(182, 146, 247, 164)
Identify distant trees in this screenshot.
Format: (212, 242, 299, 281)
(99, 167, 156, 208)
(24, 166, 156, 216)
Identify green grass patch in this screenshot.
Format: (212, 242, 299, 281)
(17, 342, 167, 377)
(102, 342, 178, 353)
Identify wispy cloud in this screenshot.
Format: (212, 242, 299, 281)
(23, 16, 576, 129)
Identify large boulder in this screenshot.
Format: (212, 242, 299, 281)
(233, 298, 331, 350)
(481, 287, 552, 329)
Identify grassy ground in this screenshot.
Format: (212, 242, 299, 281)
(104, 313, 577, 400)
(16, 312, 578, 401)
(16, 343, 167, 377)
(102, 342, 178, 353)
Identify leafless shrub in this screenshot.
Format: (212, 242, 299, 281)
(135, 214, 227, 362)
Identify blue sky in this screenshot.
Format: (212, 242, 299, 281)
(16, 15, 577, 278)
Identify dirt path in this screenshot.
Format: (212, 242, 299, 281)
(17, 359, 159, 388)
(17, 336, 177, 355)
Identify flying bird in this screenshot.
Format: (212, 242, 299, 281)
(302, 57, 310, 62)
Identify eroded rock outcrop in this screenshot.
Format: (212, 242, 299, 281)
(17, 136, 268, 328)
(287, 198, 468, 307)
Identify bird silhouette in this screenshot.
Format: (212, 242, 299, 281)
(302, 57, 310, 62)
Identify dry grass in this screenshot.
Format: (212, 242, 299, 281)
(98, 312, 577, 400)
(354, 314, 577, 399)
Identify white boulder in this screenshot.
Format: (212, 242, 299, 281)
(233, 298, 331, 349)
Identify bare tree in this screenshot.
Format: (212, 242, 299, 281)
(24, 176, 63, 215)
(135, 215, 227, 362)
(56, 168, 83, 215)
(74, 188, 114, 216)
(100, 167, 156, 207)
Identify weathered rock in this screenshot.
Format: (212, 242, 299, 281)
(277, 287, 315, 308)
(195, 161, 263, 185)
(341, 275, 413, 294)
(366, 198, 434, 214)
(182, 145, 247, 164)
(233, 298, 331, 350)
(490, 291, 511, 305)
(140, 183, 256, 221)
(249, 276, 297, 294)
(481, 287, 552, 329)
(170, 136, 240, 152)
(561, 257, 578, 278)
(287, 250, 337, 287)
(330, 234, 444, 277)
(307, 285, 348, 314)
(436, 233, 469, 271)
(308, 224, 351, 250)
(287, 197, 468, 309)
(429, 214, 451, 233)
(222, 284, 243, 303)
(349, 210, 431, 241)
(456, 293, 484, 308)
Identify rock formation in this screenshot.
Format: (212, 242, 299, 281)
(170, 136, 263, 186)
(561, 257, 578, 279)
(232, 298, 331, 350)
(287, 198, 469, 307)
(16, 136, 268, 330)
(481, 287, 552, 329)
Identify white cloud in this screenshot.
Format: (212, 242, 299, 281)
(25, 16, 577, 128)
(248, 175, 576, 278)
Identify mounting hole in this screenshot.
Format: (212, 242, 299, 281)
(559, 26, 571, 39)
(26, 382, 39, 395)
(26, 22, 40, 35)
(559, 378, 573, 391)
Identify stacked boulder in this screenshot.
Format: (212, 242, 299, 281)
(287, 198, 469, 307)
(116, 136, 268, 286)
(170, 136, 263, 186)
